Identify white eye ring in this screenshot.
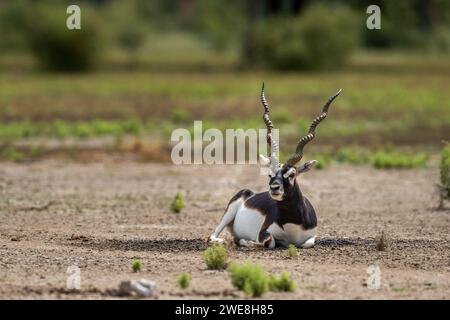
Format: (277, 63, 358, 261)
(283, 168, 296, 179)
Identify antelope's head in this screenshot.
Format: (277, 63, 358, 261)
(259, 82, 342, 201)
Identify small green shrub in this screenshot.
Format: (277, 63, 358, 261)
(334, 147, 370, 165)
(177, 272, 191, 289)
(228, 262, 296, 297)
(132, 259, 142, 272)
(203, 243, 227, 270)
(52, 120, 71, 139)
(121, 119, 143, 135)
(255, 4, 360, 70)
(91, 120, 121, 136)
(269, 271, 297, 292)
(228, 262, 269, 297)
(170, 192, 185, 213)
(372, 150, 428, 169)
(74, 122, 95, 139)
(0, 145, 24, 162)
(286, 244, 298, 258)
(440, 143, 450, 203)
(26, 5, 103, 71)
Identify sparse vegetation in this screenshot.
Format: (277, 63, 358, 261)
(0, 144, 24, 162)
(170, 192, 185, 213)
(335, 147, 370, 165)
(27, 4, 103, 71)
(286, 244, 298, 258)
(0, 0, 449, 301)
(132, 259, 142, 272)
(177, 272, 191, 289)
(269, 271, 297, 292)
(228, 262, 297, 297)
(203, 243, 227, 270)
(372, 150, 428, 169)
(228, 262, 269, 297)
(0, 120, 144, 140)
(255, 4, 360, 70)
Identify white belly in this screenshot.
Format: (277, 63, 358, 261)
(268, 223, 316, 247)
(233, 207, 266, 241)
(233, 207, 316, 246)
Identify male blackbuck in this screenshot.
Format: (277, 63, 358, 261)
(209, 83, 342, 248)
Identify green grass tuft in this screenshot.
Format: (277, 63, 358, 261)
(372, 150, 428, 169)
(269, 271, 297, 292)
(286, 244, 298, 258)
(228, 262, 297, 297)
(0, 145, 24, 162)
(177, 272, 191, 289)
(132, 259, 142, 272)
(228, 262, 269, 297)
(334, 147, 370, 165)
(170, 192, 185, 213)
(203, 243, 227, 270)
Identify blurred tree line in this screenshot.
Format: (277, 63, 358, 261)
(0, 0, 449, 71)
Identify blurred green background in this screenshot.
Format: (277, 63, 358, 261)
(0, 0, 449, 165)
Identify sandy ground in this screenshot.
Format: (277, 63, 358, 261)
(0, 160, 449, 299)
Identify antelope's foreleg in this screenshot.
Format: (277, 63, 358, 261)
(209, 189, 253, 243)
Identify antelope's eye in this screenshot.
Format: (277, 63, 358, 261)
(283, 168, 296, 179)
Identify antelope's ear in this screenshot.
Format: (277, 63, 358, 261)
(259, 154, 271, 167)
(296, 160, 317, 174)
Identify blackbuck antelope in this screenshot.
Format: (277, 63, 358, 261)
(209, 83, 342, 248)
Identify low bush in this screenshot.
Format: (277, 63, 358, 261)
(177, 272, 191, 289)
(228, 262, 269, 297)
(170, 192, 185, 213)
(286, 244, 298, 258)
(203, 243, 227, 270)
(132, 259, 142, 272)
(255, 4, 360, 70)
(372, 150, 428, 169)
(0, 145, 24, 162)
(334, 147, 370, 165)
(228, 262, 297, 297)
(269, 271, 296, 292)
(26, 4, 103, 72)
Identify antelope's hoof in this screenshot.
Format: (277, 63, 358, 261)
(300, 237, 316, 249)
(208, 235, 225, 244)
(238, 239, 256, 247)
